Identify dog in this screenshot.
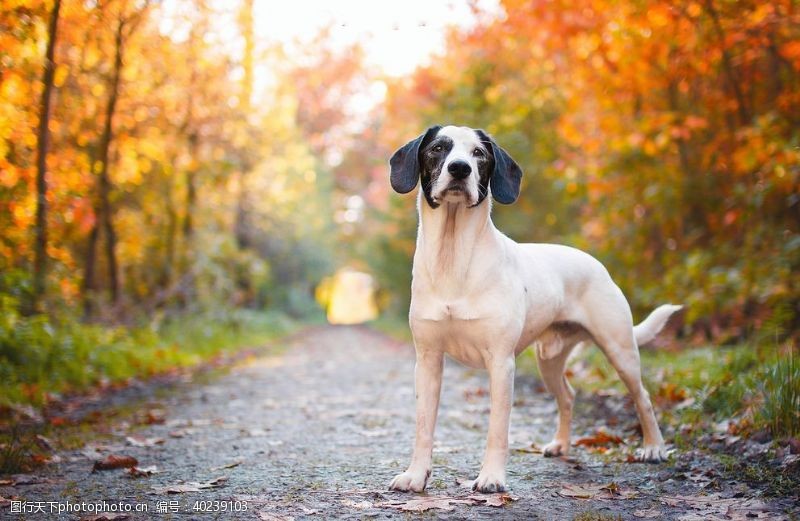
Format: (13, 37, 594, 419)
(387, 125, 681, 493)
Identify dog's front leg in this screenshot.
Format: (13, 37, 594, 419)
(389, 349, 444, 492)
(473, 356, 515, 493)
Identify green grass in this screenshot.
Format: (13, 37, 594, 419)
(0, 307, 302, 410)
(517, 339, 799, 438)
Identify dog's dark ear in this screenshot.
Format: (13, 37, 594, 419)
(477, 130, 523, 204)
(389, 126, 441, 194)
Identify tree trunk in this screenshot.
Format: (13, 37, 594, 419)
(183, 133, 198, 240)
(82, 209, 99, 318)
(32, 0, 62, 312)
(95, 16, 125, 304)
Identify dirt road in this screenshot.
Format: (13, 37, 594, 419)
(1, 326, 795, 519)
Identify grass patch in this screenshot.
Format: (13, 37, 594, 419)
(759, 349, 799, 437)
(0, 306, 303, 410)
(517, 338, 799, 438)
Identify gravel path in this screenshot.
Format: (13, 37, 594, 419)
(1, 325, 796, 519)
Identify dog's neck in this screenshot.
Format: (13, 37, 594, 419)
(416, 193, 497, 289)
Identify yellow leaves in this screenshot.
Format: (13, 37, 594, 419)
(646, 5, 672, 28)
(91, 83, 105, 98)
(749, 3, 773, 25)
(686, 2, 702, 18)
(0, 163, 20, 187)
(53, 64, 69, 87)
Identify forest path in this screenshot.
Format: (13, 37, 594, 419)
(2, 325, 795, 520)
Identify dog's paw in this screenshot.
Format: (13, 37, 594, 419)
(542, 439, 569, 457)
(634, 444, 670, 463)
(389, 468, 430, 493)
(471, 470, 507, 493)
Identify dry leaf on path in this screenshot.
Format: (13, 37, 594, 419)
(152, 476, 228, 494)
(80, 513, 130, 521)
(558, 482, 638, 500)
(341, 499, 374, 509)
(662, 494, 788, 521)
(574, 430, 624, 447)
(513, 443, 543, 454)
(92, 455, 138, 472)
(633, 507, 663, 518)
(34, 434, 55, 451)
(125, 436, 165, 447)
(256, 512, 294, 521)
(4, 475, 53, 486)
(210, 460, 242, 471)
(378, 493, 516, 512)
(126, 465, 158, 477)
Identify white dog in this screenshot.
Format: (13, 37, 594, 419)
(387, 125, 681, 493)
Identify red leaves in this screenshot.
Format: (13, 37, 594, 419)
(557, 482, 638, 500)
(574, 430, 624, 449)
(92, 454, 138, 472)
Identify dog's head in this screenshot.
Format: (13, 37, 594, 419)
(389, 125, 522, 208)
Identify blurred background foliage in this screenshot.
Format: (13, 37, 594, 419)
(0, 0, 798, 406)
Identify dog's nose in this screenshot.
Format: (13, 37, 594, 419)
(448, 160, 471, 180)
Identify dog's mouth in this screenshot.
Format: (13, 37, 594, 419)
(444, 184, 466, 193)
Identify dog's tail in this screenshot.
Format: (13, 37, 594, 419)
(633, 304, 683, 346)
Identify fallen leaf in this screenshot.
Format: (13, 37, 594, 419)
(257, 512, 294, 521)
(634, 508, 662, 518)
(126, 466, 159, 477)
(0, 496, 11, 507)
(152, 476, 227, 494)
(557, 482, 638, 500)
(378, 493, 515, 512)
(168, 430, 187, 438)
(470, 493, 517, 507)
(125, 436, 165, 447)
(141, 409, 166, 425)
(7, 474, 52, 485)
(661, 495, 788, 521)
(80, 513, 130, 520)
(0, 480, 12, 486)
(34, 434, 55, 451)
(341, 499, 374, 509)
(574, 430, 623, 448)
(93, 455, 138, 472)
(513, 443, 543, 454)
(210, 460, 242, 471)
(463, 387, 488, 401)
(379, 497, 459, 512)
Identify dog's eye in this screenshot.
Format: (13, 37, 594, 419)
(472, 148, 485, 157)
(432, 145, 443, 152)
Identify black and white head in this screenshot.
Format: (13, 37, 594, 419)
(389, 125, 522, 208)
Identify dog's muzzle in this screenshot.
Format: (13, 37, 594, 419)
(448, 160, 472, 180)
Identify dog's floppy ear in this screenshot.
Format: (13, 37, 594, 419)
(389, 125, 441, 194)
(477, 130, 523, 204)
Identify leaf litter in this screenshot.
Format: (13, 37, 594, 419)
(152, 476, 228, 494)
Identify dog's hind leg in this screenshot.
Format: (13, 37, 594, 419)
(580, 289, 668, 462)
(535, 332, 581, 457)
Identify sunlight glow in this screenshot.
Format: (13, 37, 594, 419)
(252, 0, 500, 77)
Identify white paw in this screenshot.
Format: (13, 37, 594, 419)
(389, 468, 430, 492)
(542, 439, 570, 457)
(471, 469, 507, 493)
(634, 444, 670, 463)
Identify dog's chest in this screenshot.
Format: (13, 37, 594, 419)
(409, 287, 525, 368)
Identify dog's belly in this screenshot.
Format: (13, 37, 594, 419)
(411, 315, 523, 369)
